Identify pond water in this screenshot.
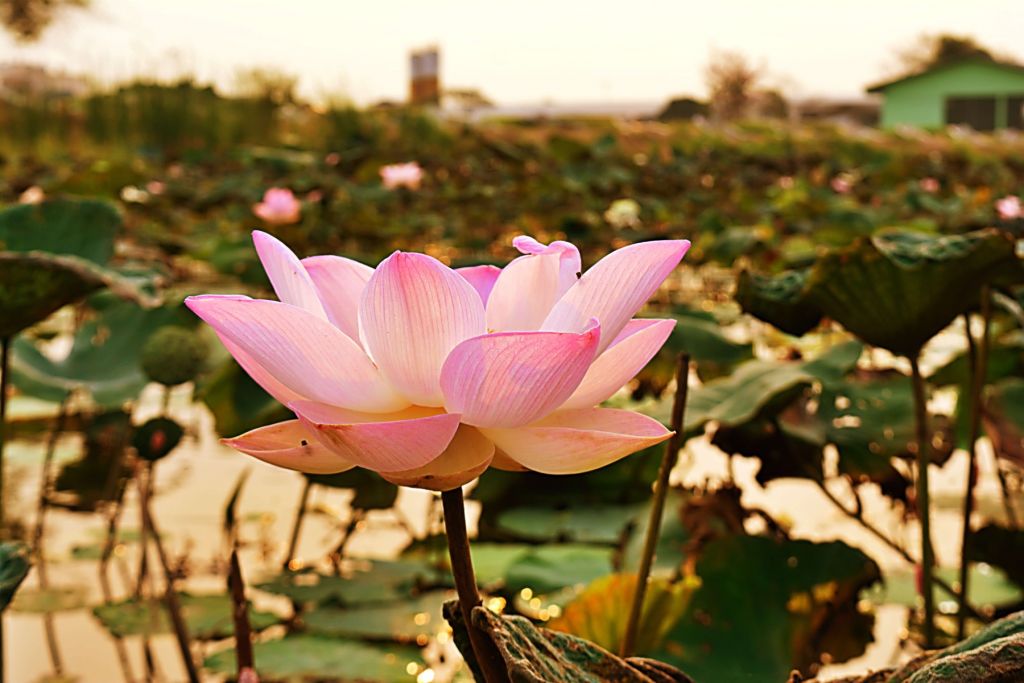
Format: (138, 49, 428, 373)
(5, 322, 1020, 683)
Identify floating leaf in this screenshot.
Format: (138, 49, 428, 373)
(303, 590, 450, 643)
(968, 525, 1024, 593)
(864, 565, 1022, 611)
(495, 504, 642, 545)
(93, 593, 279, 639)
(11, 585, 90, 613)
(256, 561, 437, 607)
(203, 635, 423, 682)
(503, 545, 614, 595)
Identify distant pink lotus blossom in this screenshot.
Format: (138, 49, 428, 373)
(146, 181, 166, 196)
(305, 189, 324, 203)
(830, 176, 852, 194)
(919, 177, 940, 194)
(996, 195, 1022, 220)
(324, 152, 341, 166)
(253, 188, 301, 225)
(186, 233, 689, 490)
(380, 162, 424, 190)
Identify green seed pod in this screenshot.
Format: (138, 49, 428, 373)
(140, 326, 208, 386)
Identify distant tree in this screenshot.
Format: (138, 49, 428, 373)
(704, 51, 789, 122)
(896, 34, 1005, 74)
(705, 50, 761, 121)
(234, 67, 299, 105)
(0, 0, 87, 41)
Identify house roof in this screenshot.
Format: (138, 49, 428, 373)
(866, 59, 1024, 94)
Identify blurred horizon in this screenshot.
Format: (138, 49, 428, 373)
(2, 0, 1022, 106)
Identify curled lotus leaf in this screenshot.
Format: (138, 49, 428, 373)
(735, 268, 822, 337)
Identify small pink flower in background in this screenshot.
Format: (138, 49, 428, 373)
(778, 176, 795, 190)
(830, 176, 852, 194)
(919, 177, 939, 194)
(996, 195, 1022, 220)
(186, 232, 689, 490)
(305, 189, 324, 203)
(380, 162, 424, 191)
(253, 188, 301, 225)
(238, 667, 259, 683)
(18, 186, 44, 204)
(324, 152, 341, 166)
(146, 181, 166, 196)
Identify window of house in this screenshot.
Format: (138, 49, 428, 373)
(945, 96, 996, 131)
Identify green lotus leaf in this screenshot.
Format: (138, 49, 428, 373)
(203, 635, 423, 682)
(10, 295, 189, 407)
(735, 268, 822, 336)
(93, 592, 279, 639)
(806, 228, 1023, 357)
(302, 590, 450, 643)
(0, 198, 155, 337)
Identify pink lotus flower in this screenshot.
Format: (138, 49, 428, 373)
(380, 162, 424, 191)
(919, 177, 939, 194)
(996, 195, 1022, 220)
(830, 176, 852, 194)
(253, 188, 301, 225)
(186, 233, 689, 491)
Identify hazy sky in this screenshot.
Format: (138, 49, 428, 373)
(3, 0, 1022, 104)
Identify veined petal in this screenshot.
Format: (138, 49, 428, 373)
(560, 318, 676, 410)
(186, 295, 408, 413)
(359, 252, 486, 406)
(302, 254, 374, 340)
(252, 231, 328, 319)
(380, 425, 494, 491)
(541, 240, 689, 354)
(481, 407, 671, 475)
(513, 236, 582, 298)
(440, 322, 600, 428)
(290, 401, 462, 473)
(222, 420, 354, 474)
(456, 265, 501, 306)
(485, 253, 562, 332)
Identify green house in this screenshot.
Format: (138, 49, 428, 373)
(867, 59, 1024, 130)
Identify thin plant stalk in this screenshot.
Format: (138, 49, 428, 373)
(994, 464, 1019, 528)
(958, 294, 990, 639)
(282, 478, 312, 570)
(227, 548, 254, 677)
(441, 487, 509, 683)
(32, 398, 68, 676)
(140, 479, 200, 683)
(910, 354, 936, 647)
(622, 353, 690, 658)
(0, 335, 9, 683)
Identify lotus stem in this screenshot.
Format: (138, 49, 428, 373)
(0, 335, 8, 683)
(958, 293, 990, 639)
(282, 477, 312, 570)
(622, 353, 690, 658)
(909, 354, 936, 647)
(227, 548, 254, 676)
(441, 486, 509, 683)
(139, 477, 201, 683)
